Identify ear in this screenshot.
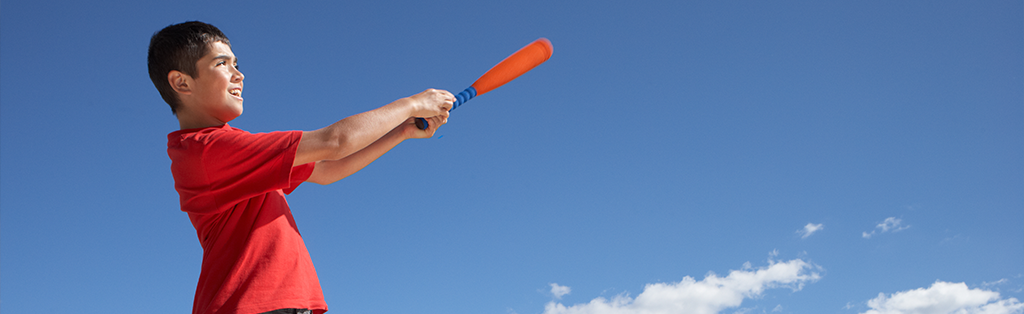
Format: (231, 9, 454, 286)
(168, 70, 193, 95)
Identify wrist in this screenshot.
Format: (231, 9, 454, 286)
(393, 121, 415, 141)
(392, 97, 419, 118)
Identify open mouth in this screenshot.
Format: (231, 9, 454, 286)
(229, 89, 242, 98)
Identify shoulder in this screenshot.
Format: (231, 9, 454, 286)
(168, 125, 304, 164)
(167, 124, 248, 147)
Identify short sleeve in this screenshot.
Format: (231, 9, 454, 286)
(284, 162, 315, 195)
(169, 126, 305, 214)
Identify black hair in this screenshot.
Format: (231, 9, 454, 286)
(147, 21, 231, 114)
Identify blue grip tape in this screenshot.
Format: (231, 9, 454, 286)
(451, 86, 477, 112)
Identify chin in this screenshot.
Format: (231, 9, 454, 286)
(228, 104, 243, 120)
(219, 109, 243, 123)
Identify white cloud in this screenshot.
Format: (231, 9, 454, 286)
(798, 223, 824, 239)
(860, 281, 1024, 314)
(772, 304, 783, 312)
(541, 258, 821, 314)
(862, 217, 910, 239)
(981, 279, 1009, 289)
(551, 283, 572, 299)
(732, 307, 754, 314)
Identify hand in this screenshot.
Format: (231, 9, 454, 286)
(407, 88, 454, 118)
(401, 112, 448, 139)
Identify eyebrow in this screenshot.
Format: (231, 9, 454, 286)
(212, 55, 237, 63)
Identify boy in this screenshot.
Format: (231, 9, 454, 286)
(148, 21, 453, 314)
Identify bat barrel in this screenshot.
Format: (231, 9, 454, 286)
(471, 38, 552, 95)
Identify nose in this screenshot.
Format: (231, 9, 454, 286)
(232, 67, 244, 82)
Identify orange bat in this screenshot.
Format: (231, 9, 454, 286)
(416, 38, 553, 130)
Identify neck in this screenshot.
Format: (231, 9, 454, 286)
(176, 110, 228, 130)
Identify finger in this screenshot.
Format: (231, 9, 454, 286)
(433, 116, 446, 127)
(442, 91, 455, 104)
(428, 114, 447, 128)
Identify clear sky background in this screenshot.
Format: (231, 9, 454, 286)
(2, 1, 1022, 313)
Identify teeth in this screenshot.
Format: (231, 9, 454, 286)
(230, 90, 241, 97)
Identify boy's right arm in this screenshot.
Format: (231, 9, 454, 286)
(293, 89, 454, 166)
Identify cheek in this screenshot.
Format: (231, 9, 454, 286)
(216, 73, 232, 87)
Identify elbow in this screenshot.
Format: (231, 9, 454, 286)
(319, 130, 355, 161)
(309, 178, 337, 186)
(306, 162, 349, 186)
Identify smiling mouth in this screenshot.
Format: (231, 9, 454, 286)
(230, 89, 242, 98)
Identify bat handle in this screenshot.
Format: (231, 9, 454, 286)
(415, 87, 477, 130)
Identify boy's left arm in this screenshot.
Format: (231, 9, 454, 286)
(305, 115, 446, 185)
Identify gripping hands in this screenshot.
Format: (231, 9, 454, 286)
(407, 88, 453, 133)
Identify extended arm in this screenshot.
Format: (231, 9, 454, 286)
(305, 115, 446, 185)
(294, 89, 453, 167)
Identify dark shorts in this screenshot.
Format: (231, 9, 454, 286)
(260, 309, 311, 314)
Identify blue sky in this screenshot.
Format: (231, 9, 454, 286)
(1, 1, 1021, 313)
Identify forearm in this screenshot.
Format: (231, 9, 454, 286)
(303, 99, 413, 162)
(305, 125, 407, 185)
(295, 89, 454, 166)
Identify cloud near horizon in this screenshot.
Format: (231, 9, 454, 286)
(551, 283, 572, 299)
(860, 280, 1024, 314)
(541, 258, 821, 314)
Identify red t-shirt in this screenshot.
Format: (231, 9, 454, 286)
(167, 124, 328, 314)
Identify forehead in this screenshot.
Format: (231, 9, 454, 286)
(202, 41, 236, 60)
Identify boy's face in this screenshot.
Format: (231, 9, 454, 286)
(189, 41, 244, 123)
